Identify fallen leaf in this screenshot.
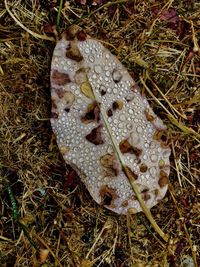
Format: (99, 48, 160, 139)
(43, 22, 55, 34)
(64, 168, 79, 191)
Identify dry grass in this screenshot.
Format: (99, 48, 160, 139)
(0, 0, 200, 266)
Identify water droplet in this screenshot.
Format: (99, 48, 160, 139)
(119, 114, 126, 121)
(163, 149, 171, 158)
(145, 174, 150, 179)
(105, 71, 110, 77)
(89, 165, 93, 171)
(128, 109, 134, 115)
(79, 157, 84, 163)
(136, 126, 143, 133)
(126, 123, 133, 130)
(143, 154, 148, 160)
(89, 55, 94, 62)
(149, 166, 157, 176)
(77, 98, 82, 104)
(72, 158, 77, 164)
(107, 87, 112, 93)
(130, 132, 140, 145)
(112, 69, 122, 83)
(107, 145, 113, 154)
(113, 88, 118, 94)
(125, 93, 135, 102)
(150, 154, 158, 162)
(94, 65, 102, 74)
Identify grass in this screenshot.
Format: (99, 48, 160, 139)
(0, 0, 199, 266)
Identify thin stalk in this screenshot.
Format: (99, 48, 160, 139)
(92, 87, 169, 242)
(57, 0, 63, 29)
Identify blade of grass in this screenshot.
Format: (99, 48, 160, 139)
(57, 0, 63, 30)
(5, 182, 38, 250)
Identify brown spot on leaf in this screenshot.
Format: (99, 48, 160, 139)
(64, 25, 81, 40)
(51, 112, 58, 119)
(107, 108, 113, 117)
(130, 194, 137, 201)
(100, 153, 119, 177)
(112, 100, 123, 110)
(161, 142, 169, 149)
(52, 70, 71, 86)
(99, 185, 117, 207)
(81, 101, 100, 124)
(141, 188, 151, 201)
(75, 68, 88, 85)
(122, 200, 129, 207)
(139, 163, 148, 173)
(143, 193, 151, 201)
(144, 109, 155, 122)
(66, 43, 83, 62)
(153, 130, 166, 141)
(63, 91, 75, 108)
(123, 165, 138, 182)
(55, 88, 65, 98)
(154, 189, 159, 197)
(119, 139, 142, 157)
(51, 99, 57, 109)
(64, 108, 70, 113)
(159, 170, 168, 188)
(85, 125, 104, 145)
(159, 159, 165, 168)
(100, 89, 106, 96)
(141, 188, 149, 194)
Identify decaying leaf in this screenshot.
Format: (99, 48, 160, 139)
(50, 25, 171, 215)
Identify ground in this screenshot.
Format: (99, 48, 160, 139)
(0, 0, 200, 266)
